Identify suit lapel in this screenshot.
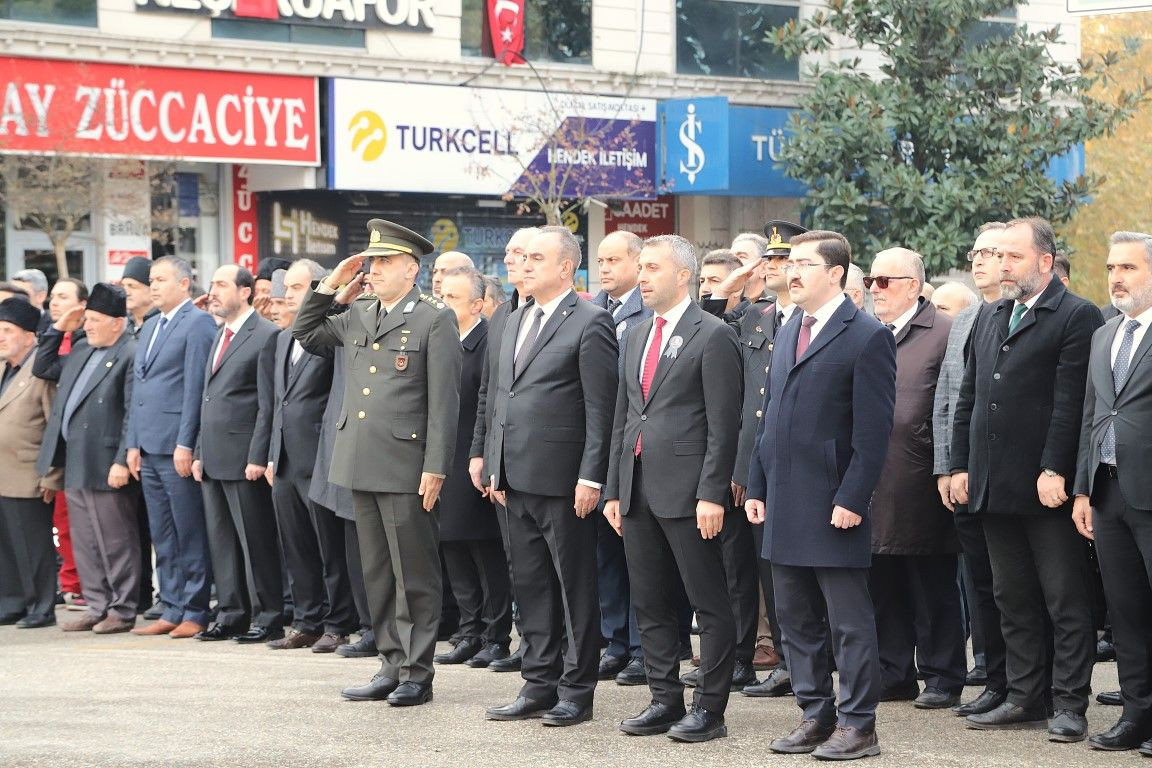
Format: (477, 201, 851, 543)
(643, 303, 703, 406)
(70, 336, 128, 412)
(462, 317, 488, 352)
(143, 301, 189, 375)
(211, 312, 256, 379)
(795, 297, 854, 365)
(1116, 317, 1152, 398)
(374, 287, 420, 341)
(1005, 274, 1064, 341)
(0, 355, 35, 413)
(512, 291, 578, 382)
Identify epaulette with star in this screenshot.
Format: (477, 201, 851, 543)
(354, 293, 378, 301)
(419, 293, 447, 310)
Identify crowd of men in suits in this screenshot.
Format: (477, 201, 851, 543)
(2, 213, 1152, 760)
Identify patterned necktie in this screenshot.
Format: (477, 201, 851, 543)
(1100, 318, 1141, 463)
(795, 315, 817, 360)
(213, 328, 234, 373)
(885, 323, 896, 333)
(776, 310, 785, 328)
(607, 297, 621, 316)
(1008, 303, 1028, 334)
(636, 317, 667, 456)
(514, 307, 545, 377)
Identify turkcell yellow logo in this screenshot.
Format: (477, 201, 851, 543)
(430, 219, 459, 251)
(350, 110, 388, 161)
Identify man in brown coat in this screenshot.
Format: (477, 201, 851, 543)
(0, 298, 63, 628)
(865, 248, 966, 709)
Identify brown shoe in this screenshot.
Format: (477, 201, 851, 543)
(168, 620, 205, 639)
(267, 627, 321, 650)
(811, 726, 881, 760)
(753, 643, 782, 670)
(93, 616, 135, 635)
(130, 619, 178, 636)
(311, 632, 348, 654)
(770, 719, 837, 754)
(62, 613, 103, 632)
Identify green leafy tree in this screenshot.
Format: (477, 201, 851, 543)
(772, 0, 1149, 274)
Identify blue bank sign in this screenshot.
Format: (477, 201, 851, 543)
(658, 97, 806, 198)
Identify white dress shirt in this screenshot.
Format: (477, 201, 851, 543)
(212, 307, 255, 370)
(804, 293, 851, 343)
(887, 302, 919, 336)
(145, 298, 190, 361)
(514, 288, 571, 357)
(1111, 304, 1152, 367)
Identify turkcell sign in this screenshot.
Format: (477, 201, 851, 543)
(659, 97, 805, 198)
(330, 79, 656, 198)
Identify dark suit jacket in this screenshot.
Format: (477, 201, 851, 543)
(470, 293, 525, 473)
(1075, 313, 1152, 507)
(604, 301, 741, 515)
(747, 296, 897, 568)
(36, 328, 136, 491)
(265, 328, 334, 479)
(489, 289, 618, 495)
(592, 288, 652, 344)
(198, 310, 279, 481)
(441, 319, 500, 541)
(31, 328, 86, 382)
(870, 299, 957, 555)
(951, 275, 1103, 515)
(126, 300, 218, 455)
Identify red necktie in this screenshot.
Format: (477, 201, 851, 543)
(213, 328, 234, 373)
(60, 331, 73, 356)
(795, 315, 816, 360)
(636, 316, 666, 456)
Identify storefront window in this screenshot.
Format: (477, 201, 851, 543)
(461, 0, 591, 64)
(1, 0, 97, 26)
(676, 0, 799, 80)
(211, 19, 365, 48)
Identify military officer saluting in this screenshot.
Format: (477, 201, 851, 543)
(293, 218, 462, 707)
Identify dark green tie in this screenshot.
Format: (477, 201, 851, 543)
(1008, 303, 1027, 333)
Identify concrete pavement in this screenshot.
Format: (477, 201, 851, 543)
(0, 613, 1140, 767)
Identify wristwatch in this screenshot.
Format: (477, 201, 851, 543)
(1042, 468, 1060, 477)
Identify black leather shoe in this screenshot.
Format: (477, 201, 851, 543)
(195, 623, 242, 641)
(141, 601, 165, 621)
(914, 687, 961, 710)
(731, 659, 757, 690)
(1089, 720, 1148, 751)
(0, 612, 25, 625)
(485, 695, 558, 721)
(965, 666, 988, 687)
(598, 653, 628, 680)
(619, 700, 686, 736)
(466, 642, 509, 669)
(489, 646, 523, 672)
(1139, 736, 1152, 756)
(1097, 638, 1117, 662)
(879, 679, 920, 701)
(387, 681, 433, 707)
(15, 614, 55, 629)
(615, 657, 647, 686)
(341, 673, 399, 701)
(679, 666, 700, 687)
(541, 700, 593, 727)
(966, 702, 1047, 730)
(953, 688, 1007, 717)
(770, 719, 837, 754)
(434, 636, 483, 664)
(812, 726, 881, 760)
(336, 632, 378, 658)
(1048, 709, 1088, 743)
(667, 705, 727, 743)
(235, 626, 283, 644)
(1096, 690, 1123, 707)
(742, 668, 793, 697)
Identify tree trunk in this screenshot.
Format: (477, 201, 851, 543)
(53, 235, 70, 279)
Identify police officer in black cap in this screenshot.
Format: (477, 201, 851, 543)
(293, 218, 462, 707)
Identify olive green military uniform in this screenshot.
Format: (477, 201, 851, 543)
(294, 282, 461, 685)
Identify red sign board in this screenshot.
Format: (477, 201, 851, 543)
(604, 195, 676, 237)
(0, 56, 319, 165)
(232, 165, 260, 272)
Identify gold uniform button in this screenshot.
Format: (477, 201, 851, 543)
(411, 433, 418, 439)
(372, 343, 380, 351)
(756, 410, 763, 418)
(362, 388, 371, 396)
(369, 365, 377, 374)
(357, 411, 366, 419)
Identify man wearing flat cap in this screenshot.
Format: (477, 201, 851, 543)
(120, 257, 158, 341)
(293, 218, 462, 707)
(0, 298, 62, 628)
(34, 285, 140, 634)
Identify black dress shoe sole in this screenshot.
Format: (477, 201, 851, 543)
(742, 684, 793, 698)
(914, 697, 960, 710)
(615, 674, 647, 686)
(770, 740, 824, 754)
(336, 647, 378, 658)
(1088, 737, 1144, 751)
(195, 634, 234, 642)
(1096, 693, 1123, 706)
(966, 718, 1047, 731)
(1048, 730, 1087, 743)
(542, 711, 593, 727)
(668, 724, 727, 743)
(466, 656, 502, 668)
(341, 687, 396, 702)
(1138, 744, 1152, 757)
(387, 691, 433, 707)
(620, 717, 685, 736)
(730, 677, 758, 692)
(489, 660, 522, 673)
(813, 744, 881, 760)
(485, 704, 555, 721)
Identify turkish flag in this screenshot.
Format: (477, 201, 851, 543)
(487, 0, 525, 65)
(234, 0, 279, 20)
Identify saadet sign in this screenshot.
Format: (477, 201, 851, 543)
(0, 57, 320, 165)
(135, 0, 436, 30)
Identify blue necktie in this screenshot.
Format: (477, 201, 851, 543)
(146, 316, 169, 365)
(1100, 318, 1141, 464)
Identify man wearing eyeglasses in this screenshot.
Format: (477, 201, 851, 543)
(864, 249, 966, 713)
(746, 230, 896, 760)
(950, 216, 1102, 741)
(933, 222, 1013, 719)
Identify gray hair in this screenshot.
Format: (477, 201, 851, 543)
(482, 274, 507, 305)
(537, 226, 583, 275)
(291, 258, 329, 281)
(702, 248, 741, 272)
(11, 268, 48, 295)
(845, 263, 866, 292)
(934, 280, 979, 307)
(731, 233, 768, 258)
(645, 234, 700, 277)
(1109, 231, 1152, 267)
(874, 247, 926, 285)
(442, 266, 486, 302)
(153, 256, 194, 291)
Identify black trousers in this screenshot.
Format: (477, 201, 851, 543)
(343, 519, 371, 633)
(505, 489, 599, 707)
(135, 485, 154, 609)
(201, 475, 283, 629)
(982, 512, 1095, 714)
(750, 520, 786, 669)
(595, 509, 641, 660)
(1092, 466, 1152, 726)
(953, 510, 1007, 691)
(442, 538, 513, 646)
(720, 504, 760, 664)
(622, 461, 735, 713)
(870, 553, 967, 693)
(271, 461, 356, 636)
(773, 563, 880, 731)
(0, 495, 56, 620)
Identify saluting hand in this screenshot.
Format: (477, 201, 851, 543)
(328, 254, 367, 289)
(53, 305, 85, 333)
(697, 500, 725, 539)
(420, 473, 444, 511)
(335, 273, 366, 305)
